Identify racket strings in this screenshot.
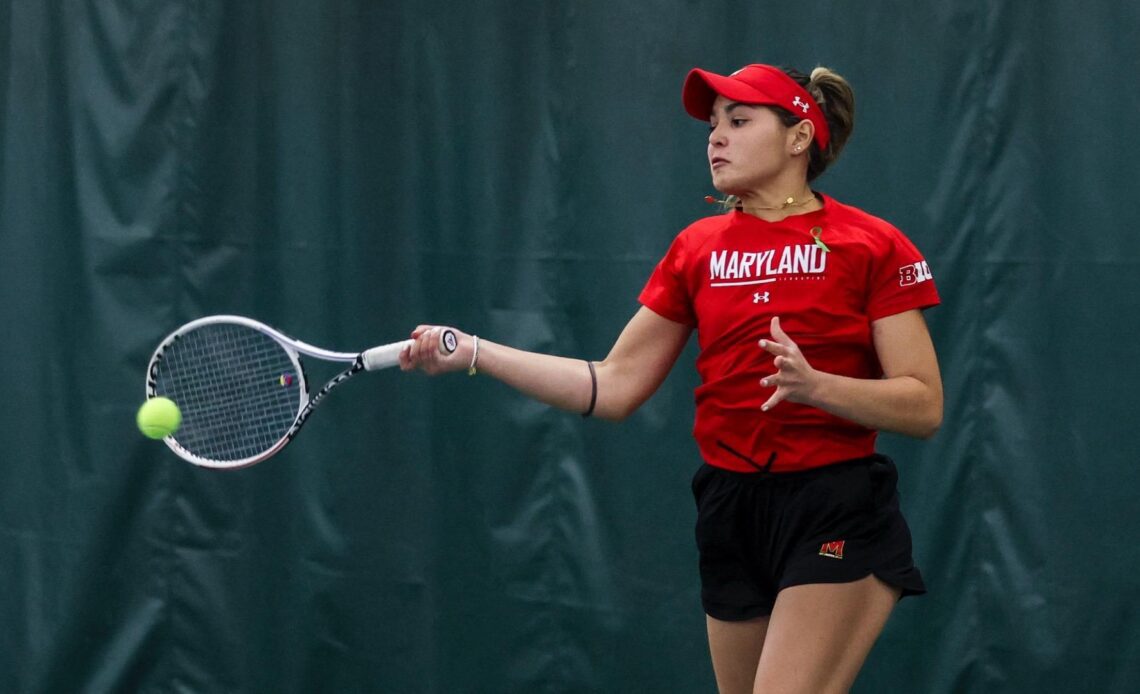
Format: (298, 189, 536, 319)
(153, 324, 302, 462)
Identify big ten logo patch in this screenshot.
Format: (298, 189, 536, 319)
(898, 261, 933, 287)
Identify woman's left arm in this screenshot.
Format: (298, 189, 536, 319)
(758, 310, 943, 439)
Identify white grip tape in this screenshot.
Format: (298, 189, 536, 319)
(361, 339, 414, 371)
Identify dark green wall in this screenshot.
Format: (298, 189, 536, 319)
(2, 2, 1138, 691)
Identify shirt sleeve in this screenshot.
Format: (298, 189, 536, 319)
(638, 233, 697, 326)
(866, 226, 940, 320)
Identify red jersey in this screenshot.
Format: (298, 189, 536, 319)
(639, 194, 939, 473)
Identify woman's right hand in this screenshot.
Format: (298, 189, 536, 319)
(399, 324, 472, 375)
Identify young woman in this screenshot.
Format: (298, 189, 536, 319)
(400, 63, 942, 694)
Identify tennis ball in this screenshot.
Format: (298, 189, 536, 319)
(137, 397, 182, 440)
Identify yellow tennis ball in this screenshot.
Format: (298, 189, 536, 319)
(137, 397, 182, 440)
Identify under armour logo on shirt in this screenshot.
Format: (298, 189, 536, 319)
(793, 96, 810, 113)
(753, 292, 770, 303)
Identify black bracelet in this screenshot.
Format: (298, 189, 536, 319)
(581, 360, 597, 418)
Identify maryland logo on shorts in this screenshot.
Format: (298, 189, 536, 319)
(818, 540, 846, 559)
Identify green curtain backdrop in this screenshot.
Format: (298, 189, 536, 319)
(2, 1, 1138, 692)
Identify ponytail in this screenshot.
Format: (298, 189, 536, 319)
(777, 66, 856, 181)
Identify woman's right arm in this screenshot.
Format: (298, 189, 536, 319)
(399, 307, 693, 421)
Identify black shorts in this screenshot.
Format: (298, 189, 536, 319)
(691, 453, 926, 621)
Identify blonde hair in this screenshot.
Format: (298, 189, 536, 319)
(801, 66, 856, 180)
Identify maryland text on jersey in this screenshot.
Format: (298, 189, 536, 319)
(708, 244, 828, 287)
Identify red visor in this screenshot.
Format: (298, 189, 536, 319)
(683, 64, 830, 152)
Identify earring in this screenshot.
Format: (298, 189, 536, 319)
(795, 146, 803, 152)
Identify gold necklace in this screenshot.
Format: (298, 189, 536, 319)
(741, 194, 816, 213)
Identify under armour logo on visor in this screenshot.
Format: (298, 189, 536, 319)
(792, 96, 810, 113)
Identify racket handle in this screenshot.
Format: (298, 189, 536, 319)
(362, 340, 412, 370)
(361, 329, 458, 371)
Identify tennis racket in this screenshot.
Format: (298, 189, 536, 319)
(144, 314, 456, 469)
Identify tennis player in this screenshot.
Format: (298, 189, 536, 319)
(400, 63, 942, 694)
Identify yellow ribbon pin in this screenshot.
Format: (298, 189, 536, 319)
(810, 226, 830, 253)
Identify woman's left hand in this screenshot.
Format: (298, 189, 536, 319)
(758, 316, 820, 411)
